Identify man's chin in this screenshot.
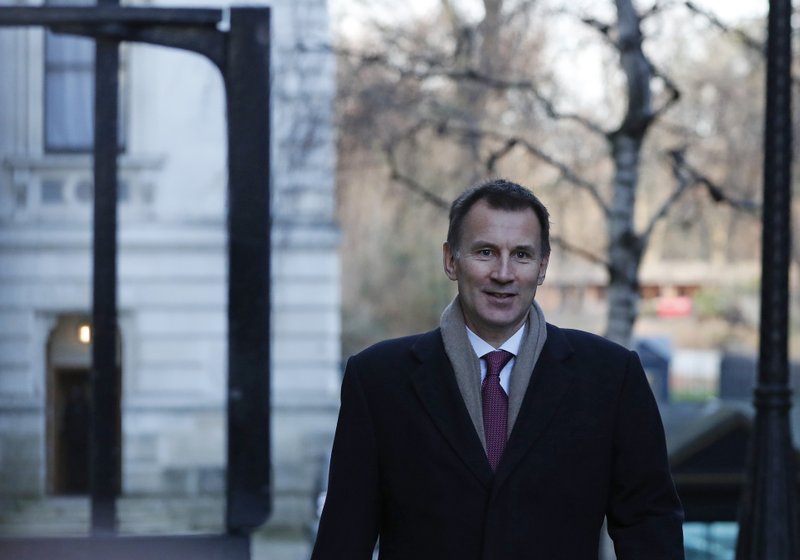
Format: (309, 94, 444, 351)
(482, 313, 527, 333)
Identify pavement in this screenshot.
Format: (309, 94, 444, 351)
(252, 533, 311, 560)
(0, 497, 313, 560)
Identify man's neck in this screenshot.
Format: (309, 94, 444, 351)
(466, 323, 526, 357)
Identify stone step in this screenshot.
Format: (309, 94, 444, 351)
(0, 497, 224, 537)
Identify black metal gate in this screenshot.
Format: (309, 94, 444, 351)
(0, 4, 272, 558)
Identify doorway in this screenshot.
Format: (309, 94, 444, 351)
(46, 316, 122, 496)
(52, 368, 91, 494)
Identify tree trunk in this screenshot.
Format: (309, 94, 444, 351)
(607, 134, 643, 346)
(605, 0, 651, 346)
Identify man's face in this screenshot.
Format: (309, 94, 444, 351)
(443, 199, 549, 347)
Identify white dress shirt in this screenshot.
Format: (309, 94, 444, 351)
(465, 324, 526, 394)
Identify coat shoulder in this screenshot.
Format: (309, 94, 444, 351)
(550, 324, 633, 358)
(347, 328, 442, 371)
(546, 325, 639, 385)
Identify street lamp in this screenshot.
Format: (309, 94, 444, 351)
(735, 0, 799, 558)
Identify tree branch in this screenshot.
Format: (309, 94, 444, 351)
(643, 147, 761, 244)
(486, 138, 518, 173)
(536, 94, 608, 137)
(381, 117, 611, 217)
(649, 63, 682, 120)
(581, 4, 680, 133)
(683, 1, 763, 53)
(552, 234, 610, 267)
(639, 0, 682, 20)
(580, 16, 613, 42)
(641, 147, 696, 244)
(383, 134, 450, 210)
(335, 45, 609, 138)
(437, 120, 611, 215)
(675, 152, 762, 214)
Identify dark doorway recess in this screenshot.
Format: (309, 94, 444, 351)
(50, 367, 122, 496)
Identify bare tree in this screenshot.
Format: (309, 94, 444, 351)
(335, 0, 764, 348)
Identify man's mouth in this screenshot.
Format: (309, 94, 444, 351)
(485, 291, 515, 300)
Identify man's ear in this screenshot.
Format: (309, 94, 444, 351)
(537, 254, 550, 286)
(443, 242, 458, 281)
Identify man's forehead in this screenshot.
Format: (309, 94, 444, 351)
(461, 209, 543, 249)
(463, 200, 542, 227)
(465, 238, 539, 253)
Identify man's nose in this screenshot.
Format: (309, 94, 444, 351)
(490, 255, 514, 282)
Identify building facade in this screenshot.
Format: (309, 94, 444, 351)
(0, 0, 339, 531)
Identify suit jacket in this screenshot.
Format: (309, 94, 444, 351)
(311, 324, 684, 560)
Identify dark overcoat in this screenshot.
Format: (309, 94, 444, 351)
(311, 324, 684, 560)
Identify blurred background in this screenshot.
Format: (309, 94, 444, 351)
(0, 0, 791, 559)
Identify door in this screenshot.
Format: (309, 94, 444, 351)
(46, 316, 122, 496)
(53, 368, 91, 495)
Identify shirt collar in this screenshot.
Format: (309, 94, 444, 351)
(466, 323, 526, 358)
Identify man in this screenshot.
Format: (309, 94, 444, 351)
(312, 179, 684, 559)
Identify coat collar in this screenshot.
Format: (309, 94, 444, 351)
(409, 329, 494, 489)
(408, 324, 576, 491)
(492, 323, 576, 492)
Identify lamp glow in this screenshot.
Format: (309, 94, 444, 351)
(78, 324, 91, 344)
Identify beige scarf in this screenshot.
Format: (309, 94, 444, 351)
(439, 297, 547, 450)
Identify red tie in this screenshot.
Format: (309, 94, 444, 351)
(482, 350, 513, 471)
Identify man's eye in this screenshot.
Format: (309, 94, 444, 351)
(479, 249, 493, 257)
(515, 251, 531, 260)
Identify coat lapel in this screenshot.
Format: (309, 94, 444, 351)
(492, 324, 576, 492)
(409, 330, 494, 489)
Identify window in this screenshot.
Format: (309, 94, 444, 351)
(44, 0, 127, 153)
(41, 179, 65, 204)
